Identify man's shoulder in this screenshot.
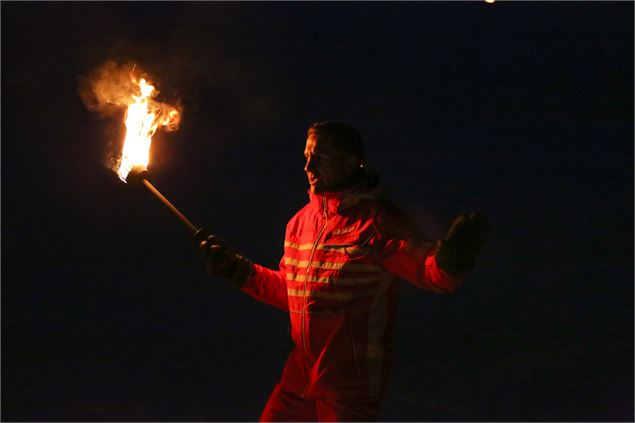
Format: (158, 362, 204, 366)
(347, 195, 401, 216)
(373, 201, 424, 240)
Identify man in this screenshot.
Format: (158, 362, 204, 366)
(196, 121, 491, 421)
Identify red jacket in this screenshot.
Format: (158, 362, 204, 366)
(241, 179, 464, 400)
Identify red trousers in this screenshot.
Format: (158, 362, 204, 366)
(259, 384, 382, 422)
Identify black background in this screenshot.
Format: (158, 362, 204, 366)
(2, 2, 633, 421)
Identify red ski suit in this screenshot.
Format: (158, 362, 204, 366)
(241, 181, 464, 420)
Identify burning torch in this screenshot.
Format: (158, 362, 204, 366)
(125, 166, 198, 233)
(114, 72, 202, 237)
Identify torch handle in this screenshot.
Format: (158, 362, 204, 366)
(141, 178, 198, 233)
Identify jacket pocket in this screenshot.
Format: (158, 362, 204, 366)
(347, 322, 362, 380)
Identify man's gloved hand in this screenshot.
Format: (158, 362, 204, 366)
(194, 228, 254, 287)
(435, 212, 492, 275)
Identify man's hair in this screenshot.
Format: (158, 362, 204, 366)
(307, 121, 365, 159)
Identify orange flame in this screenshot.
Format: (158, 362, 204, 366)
(116, 74, 180, 182)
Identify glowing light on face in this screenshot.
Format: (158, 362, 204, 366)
(304, 135, 360, 194)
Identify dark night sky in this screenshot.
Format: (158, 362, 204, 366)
(2, 2, 633, 422)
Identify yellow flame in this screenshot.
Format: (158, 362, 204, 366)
(116, 76, 180, 182)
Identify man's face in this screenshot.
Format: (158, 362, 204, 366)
(304, 133, 359, 193)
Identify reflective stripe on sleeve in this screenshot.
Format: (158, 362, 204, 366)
(286, 273, 386, 286)
(287, 288, 378, 301)
(284, 257, 380, 272)
(285, 240, 367, 256)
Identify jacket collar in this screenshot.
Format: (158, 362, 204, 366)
(308, 167, 391, 214)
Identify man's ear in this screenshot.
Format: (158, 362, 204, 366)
(345, 155, 362, 171)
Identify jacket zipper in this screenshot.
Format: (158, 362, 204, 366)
(301, 195, 329, 397)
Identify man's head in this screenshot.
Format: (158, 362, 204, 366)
(304, 121, 365, 193)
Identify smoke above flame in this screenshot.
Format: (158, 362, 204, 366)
(79, 61, 181, 181)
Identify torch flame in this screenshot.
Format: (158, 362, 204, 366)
(116, 75, 180, 182)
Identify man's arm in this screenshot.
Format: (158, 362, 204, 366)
(375, 207, 491, 293)
(196, 230, 289, 311)
(380, 238, 464, 293)
(240, 260, 289, 312)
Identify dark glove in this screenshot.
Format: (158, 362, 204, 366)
(194, 228, 254, 287)
(435, 212, 492, 275)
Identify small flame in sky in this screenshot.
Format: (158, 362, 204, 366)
(116, 73, 180, 182)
